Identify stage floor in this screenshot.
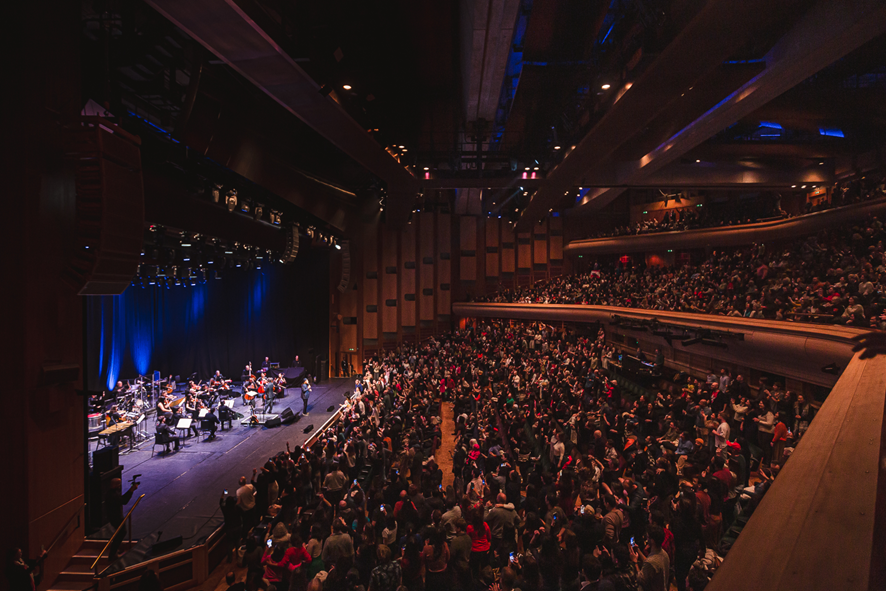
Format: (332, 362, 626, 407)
(117, 378, 352, 545)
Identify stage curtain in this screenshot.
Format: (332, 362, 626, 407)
(86, 256, 328, 392)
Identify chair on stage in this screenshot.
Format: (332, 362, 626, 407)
(200, 419, 218, 440)
(152, 432, 176, 457)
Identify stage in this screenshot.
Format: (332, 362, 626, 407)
(112, 378, 351, 546)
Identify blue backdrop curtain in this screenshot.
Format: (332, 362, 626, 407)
(86, 254, 328, 391)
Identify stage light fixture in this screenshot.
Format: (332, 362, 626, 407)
(335, 243, 341, 250)
(240, 199, 251, 214)
(601, 84, 610, 90)
(254, 203, 264, 220)
(225, 189, 238, 212)
(342, 84, 352, 90)
(553, 145, 561, 150)
(211, 184, 222, 203)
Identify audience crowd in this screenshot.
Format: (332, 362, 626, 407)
(585, 176, 885, 240)
(480, 215, 886, 327)
(221, 319, 790, 591)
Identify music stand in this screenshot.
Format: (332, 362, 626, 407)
(223, 399, 234, 409)
(175, 418, 192, 447)
(198, 409, 208, 418)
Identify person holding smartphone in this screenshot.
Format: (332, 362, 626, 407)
(630, 525, 670, 591)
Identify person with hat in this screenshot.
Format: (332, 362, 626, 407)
(300, 378, 312, 416)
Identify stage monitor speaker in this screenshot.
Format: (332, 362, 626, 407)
(303, 424, 314, 434)
(280, 408, 298, 424)
(151, 535, 183, 556)
(65, 122, 145, 295)
(266, 416, 282, 428)
(93, 445, 119, 475)
(337, 240, 351, 293)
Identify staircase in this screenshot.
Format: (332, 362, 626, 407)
(47, 539, 136, 591)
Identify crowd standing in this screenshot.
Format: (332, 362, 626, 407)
(585, 176, 884, 240)
(220, 318, 794, 591)
(480, 216, 886, 328)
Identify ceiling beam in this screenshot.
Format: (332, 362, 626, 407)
(143, 0, 419, 227)
(514, 0, 798, 228)
(576, 0, 886, 212)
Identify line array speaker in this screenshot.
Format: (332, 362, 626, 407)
(64, 122, 145, 295)
(281, 225, 299, 263)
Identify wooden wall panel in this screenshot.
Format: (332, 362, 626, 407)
(517, 232, 531, 269)
(486, 218, 500, 277)
(550, 235, 563, 260)
(362, 228, 378, 339)
(438, 255, 451, 317)
(460, 216, 477, 282)
(401, 223, 416, 327)
(501, 222, 515, 273)
(533, 219, 548, 265)
(382, 230, 398, 334)
(419, 213, 435, 322)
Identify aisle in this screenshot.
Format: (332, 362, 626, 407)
(436, 401, 456, 487)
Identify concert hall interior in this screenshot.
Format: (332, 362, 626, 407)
(5, 1, 886, 591)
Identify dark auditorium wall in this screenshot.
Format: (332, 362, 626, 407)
(1, 2, 87, 587)
(328, 211, 570, 375)
(85, 254, 329, 388)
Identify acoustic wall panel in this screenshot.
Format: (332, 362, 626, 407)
(400, 222, 417, 327)
(419, 213, 435, 321)
(486, 218, 500, 277)
(362, 228, 378, 339)
(382, 230, 398, 334)
(501, 222, 515, 273)
(460, 216, 477, 282)
(517, 232, 532, 269)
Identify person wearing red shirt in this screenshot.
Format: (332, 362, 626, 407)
(771, 413, 789, 466)
(467, 512, 491, 576)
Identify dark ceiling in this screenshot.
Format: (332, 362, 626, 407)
(81, 0, 886, 233)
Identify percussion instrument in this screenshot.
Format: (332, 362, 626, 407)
(88, 413, 103, 432)
(99, 421, 133, 436)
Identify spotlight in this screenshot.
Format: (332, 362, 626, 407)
(601, 84, 611, 90)
(553, 145, 561, 150)
(225, 189, 238, 212)
(342, 84, 352, 90)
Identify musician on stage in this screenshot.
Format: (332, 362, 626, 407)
(184, 393, 201, 437)
(156, 394, 173, 421)
(218, 402, 235, 430)
(155, 416, 179, 452)
(300, 378, 312, 416)
(105, 405, 125, 447)
(261, 357, 270, 371)
(203, 406, 221, 440)
(113, 381, 127, 398)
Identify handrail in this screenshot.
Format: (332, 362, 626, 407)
(46, 505, 83, 554)
(91, 494, 145, 572)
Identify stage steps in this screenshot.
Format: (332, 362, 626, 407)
(47, 539, 137, 591)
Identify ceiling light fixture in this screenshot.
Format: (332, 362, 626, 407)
(601, 84, 611, 90)
(553, 145, 561, 150)
(342, 84, 352, 90)
(695, 159, 701, 163)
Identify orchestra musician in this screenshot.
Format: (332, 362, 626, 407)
(261, 356, 270, 371)
(218, 402, 235, 430)
(155, 416, 180, 452)
(203, 406, 221, 439)
(156, 393, 173, 421)
(106, 405, 125, 447)
(184, 393, 201, 437)
(113, 380, 127, 397)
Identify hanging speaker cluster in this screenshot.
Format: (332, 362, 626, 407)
(337, 240, 351, 292)
(281, 225, 299, 264)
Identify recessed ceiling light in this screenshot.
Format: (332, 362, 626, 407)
(553, 145, 561, 150)
(601, 84, 611, 90)
(423, 166, 429, 170)
(525, 167, 530, 171)
(342, 84, 352, 90)
(791, 185, 797, 188)
(695, 159, 701, 163)
(401, 148, 407, 152)
(801, 185, 807, 189)
(819, 161, 824, 165)
(398, 145, 405, 149)
(534, 166, 539, 170)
